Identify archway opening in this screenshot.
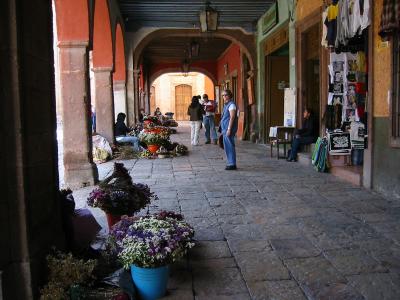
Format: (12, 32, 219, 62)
(150, 72, 215, 121)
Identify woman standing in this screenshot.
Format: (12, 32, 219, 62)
(187, 96, 205, 146)
(220, 89, 238, 170)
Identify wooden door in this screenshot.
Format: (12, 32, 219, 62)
(175, 84, 192, 120)
(265, 55, 289, 138)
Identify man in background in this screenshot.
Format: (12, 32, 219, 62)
(202, 94, 218, 144)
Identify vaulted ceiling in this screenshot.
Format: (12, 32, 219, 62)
(118, 0, 274, 33)
(119, 0, 274, 67)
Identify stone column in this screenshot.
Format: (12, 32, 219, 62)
(113, 80, 127, 123)
(93, 67, 115, 143)
(59, 41, 98, 188)
(133, 69, 141, 121)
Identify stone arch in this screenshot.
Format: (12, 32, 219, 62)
(113, 22, 127, 121)
(149, 67, 217, 87)
(54, 0, 89, 42)
(114, 23, 126, 81)
(134, 29, 256, 72)
(93, 0, 113, 68)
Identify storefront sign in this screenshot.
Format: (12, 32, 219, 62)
(262, 3, 278, 34)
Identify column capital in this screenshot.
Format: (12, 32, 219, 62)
(57, 40, 88, 48)
(92, 66, 113, 73)
(113, 80, 126, 89)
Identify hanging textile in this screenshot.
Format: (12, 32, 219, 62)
(312, 137, 330, 172)
(379, 0, 400, 41)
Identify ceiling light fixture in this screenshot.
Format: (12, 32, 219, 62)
(182, 59, 190, 77)
(189, 40, 200, 58)
(199, 1, 218, 32)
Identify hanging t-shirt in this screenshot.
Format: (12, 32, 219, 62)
(322, 8, 329, 47)
(326, 3, 339, 47)
(351, 0, 371, 36)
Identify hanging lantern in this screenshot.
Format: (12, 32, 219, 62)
(199, 1, 218, 32)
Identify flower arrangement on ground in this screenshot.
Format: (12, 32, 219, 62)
(175, 144, 188, 155)
(87, 163, 158, 217)
(107, 211, 194, 268)
(143, 115, 161, 126)
(107, 211, 193, 299)
(138, 132, 166, 146)
(40, 251, 97, 300)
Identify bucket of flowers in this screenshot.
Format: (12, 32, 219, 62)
(138, 132, 167, 153)
(143, 116, 160, 127)
(87, 163, 158, 229)
(108, 211, 195, 300)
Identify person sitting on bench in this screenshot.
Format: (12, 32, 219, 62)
(287, 107, 318, 162)
(115, 112, 140, 151)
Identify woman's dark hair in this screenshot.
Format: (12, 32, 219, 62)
(117, 112, 126, 121)
(189, 96, 200, 108)
(304, 106, 313, 115)
(223, 89, 233, 98)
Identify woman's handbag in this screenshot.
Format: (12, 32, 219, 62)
(218, 135, 224, 149)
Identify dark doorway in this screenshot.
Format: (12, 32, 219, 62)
(265, 44, 289, 140)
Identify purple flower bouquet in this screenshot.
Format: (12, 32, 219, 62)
(108, 211, 195, 268)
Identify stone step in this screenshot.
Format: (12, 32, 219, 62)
(330, 165, 363, 186)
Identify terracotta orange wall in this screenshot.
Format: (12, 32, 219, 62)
(205, 76, 214, 99)
(93, 0, 113, 68)
(55, 0, 89, 41)
(217, 44, 243, 110)
(114, 24, 126, 81)
(373, 0, 391, 117)
(296, 0, 322, 21)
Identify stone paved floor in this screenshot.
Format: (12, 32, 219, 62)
(72, 123, 400, 300)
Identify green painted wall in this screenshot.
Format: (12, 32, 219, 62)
(255, 0, 292, 142)
(373, 117, 400, 199)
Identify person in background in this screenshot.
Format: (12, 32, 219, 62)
(202, 94, 218, 144)
(138, 108, 145, 123)
(287, 107, 318, 162)
(115, 112, 140, 151)
(154, 107, 162, 118)
(187, 96, 205, 146)
(220, 89, 238, 170)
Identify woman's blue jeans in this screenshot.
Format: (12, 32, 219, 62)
(203, 115, 217, 142)
(223, 133, 236, 166)
(116, 136, 139, 151)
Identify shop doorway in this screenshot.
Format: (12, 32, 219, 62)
(301, 23, 321, 131)
(265, 45, 289, 138)
(175, 84, 192, 120)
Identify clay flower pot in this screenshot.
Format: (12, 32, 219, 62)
(147, 144, 160, 153)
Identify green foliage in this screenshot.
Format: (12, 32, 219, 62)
(40, 251, 97, 300)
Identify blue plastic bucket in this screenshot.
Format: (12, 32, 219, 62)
(131, 265, 169, 300)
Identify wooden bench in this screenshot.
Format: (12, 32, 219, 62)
(269, 127, 295, 159)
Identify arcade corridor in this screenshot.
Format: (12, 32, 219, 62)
(71, 124, 400, 299)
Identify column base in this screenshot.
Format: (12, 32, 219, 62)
(64, 162, 99, 189)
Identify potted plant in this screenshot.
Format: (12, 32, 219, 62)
(138, 132, 166, 153)
(143, 115, 160, 126)
(108, 212, 195, 300)
(87, 163, 158, 229)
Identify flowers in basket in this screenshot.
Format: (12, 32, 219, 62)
(143, 115, 161, 125)
(138, 131, 167, 146)
(87, 163, 158, 216)
(175, 144, 188, 155)
(107, 211, 194, 269)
